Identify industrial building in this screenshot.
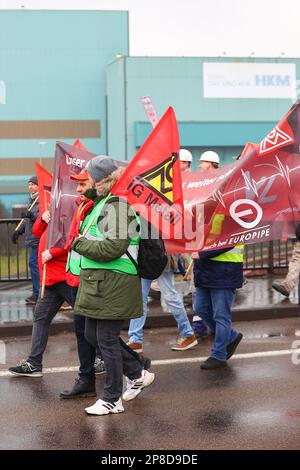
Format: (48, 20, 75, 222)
(0, 9, 299, 213)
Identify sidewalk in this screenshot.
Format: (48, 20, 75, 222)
(0, 274, 299, 337)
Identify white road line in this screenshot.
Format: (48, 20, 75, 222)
(0, 348, 296, 377)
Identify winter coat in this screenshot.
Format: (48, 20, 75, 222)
(17, 195, 39, 247)
(193, 247, 243, 289)
(32, 217, 68, 286)
(73, 197, 143, 321)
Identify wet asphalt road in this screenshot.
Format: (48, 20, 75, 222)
(0, 318, 300, 450)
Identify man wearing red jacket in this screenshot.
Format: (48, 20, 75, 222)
(8, 208, 74, 377)
(59, 170, 102, 398)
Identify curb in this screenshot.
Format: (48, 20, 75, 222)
(1, 305, 299, 338)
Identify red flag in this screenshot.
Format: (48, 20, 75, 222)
(112, 107, 183, 238)
(35, 163, 52, 217)
(239, 142, 259, 159)
(166, 100, 300, 253)
(73, 139, 89, 151)
(46, 142, 126, 248)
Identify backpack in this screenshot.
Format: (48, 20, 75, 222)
(128, 218, 168, 280)
(105, 196, 168, 279)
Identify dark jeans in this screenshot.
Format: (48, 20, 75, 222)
(29, 245, 39, 297)
(69, 286, 96, 383)
(85, 317, 142, 403)
(28, 282, 74, 369)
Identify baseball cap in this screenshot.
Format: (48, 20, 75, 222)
(70, 168, 89, 181)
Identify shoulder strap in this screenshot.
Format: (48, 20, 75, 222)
(106, 195, 140, 271)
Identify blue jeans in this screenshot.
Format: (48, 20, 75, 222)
(129, 270, 194, 343)
(29, 245, 39, 297)
(194, 287, 238, 361)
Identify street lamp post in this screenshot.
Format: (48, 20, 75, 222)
(38, 141, 47, 165)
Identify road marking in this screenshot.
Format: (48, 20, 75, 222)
(0, 348, 296, 377)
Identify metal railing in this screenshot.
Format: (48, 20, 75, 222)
(0, 219, 30, 282)
(244, 239, 293, 272)
(0, 218, 294, 281)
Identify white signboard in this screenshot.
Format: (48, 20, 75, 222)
(0, 80, 6, 104)
(203, 62, 296, 99)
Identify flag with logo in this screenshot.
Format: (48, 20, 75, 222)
(35, 163, 52, 217)
(112, 107, 183, 238)
(166, 100, 300, 253)
(46, 142, 96, 248)
(46, 142, 127, 249)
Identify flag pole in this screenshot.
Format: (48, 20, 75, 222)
(183, 260, 193, 281)
(14, 196, 39, 232)
(41, 264, 46, 299)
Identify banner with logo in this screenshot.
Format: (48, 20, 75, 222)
(112, 107, 183, 238)
(46, 142, 96, 248)
(166, 100, 300, 253)
(46, 142, 128, 249)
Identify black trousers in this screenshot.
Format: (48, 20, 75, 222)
(28, 282, 74, 368)
(85, 317, 142, 403)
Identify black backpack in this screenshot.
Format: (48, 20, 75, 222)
(104, 196, 168, 279)
(128, 218, 168, 280)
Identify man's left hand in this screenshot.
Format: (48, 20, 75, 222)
(42, 250, 53, 264)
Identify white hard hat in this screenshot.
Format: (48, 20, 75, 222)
(199, 150, 220, 164)
(179, 149, 193, 162)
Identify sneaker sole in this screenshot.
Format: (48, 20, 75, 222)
(60, 392, 97, 399)
(85, 407, 124, 416)
(171, 339, 198, 351)
(9, 371, 43, 377)
(95, 371, 106, 375)
(122, 372, 155, 402)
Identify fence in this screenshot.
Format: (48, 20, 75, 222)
(0, 219, 30, 282)
(0, 219, 294, 281)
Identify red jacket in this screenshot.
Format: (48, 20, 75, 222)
(32, 217, 68, 286)
(65, 197, 94, 287)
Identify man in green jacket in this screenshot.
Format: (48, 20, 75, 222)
(72, 156, 155, 415)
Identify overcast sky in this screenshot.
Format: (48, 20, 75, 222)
(1, 0, 300, 58)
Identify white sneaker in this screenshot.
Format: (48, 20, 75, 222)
(85, 398, 124, 416)
(122, 370, 155, 402)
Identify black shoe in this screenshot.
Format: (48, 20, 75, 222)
(9, 360, 43, 377)
(272, 283, 290, 297)
(227, 333, 243, 360)
(94, 357, 106, 375)
(59, 378, 96, 399)
(139, 355, 151, 370)
(200, 357, 227, 370)
(25, 294, 38, 305)
(195, 333, 209, 340)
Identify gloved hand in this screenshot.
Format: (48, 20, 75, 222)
(11, 231, 19, 244)
(21, 209, 33, 219)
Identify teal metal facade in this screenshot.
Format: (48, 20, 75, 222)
(0, 10, 128, 212)
(106, 56, 300, 170)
